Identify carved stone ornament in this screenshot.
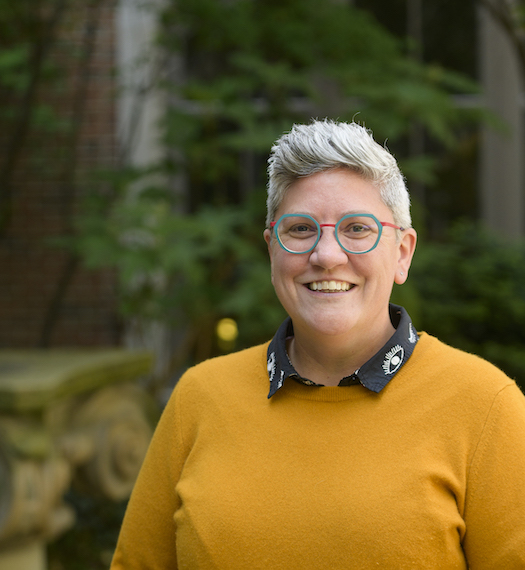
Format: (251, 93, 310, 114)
(0, 349, 155, 557)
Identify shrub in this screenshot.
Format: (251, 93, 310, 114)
(401, 222, 525, 391)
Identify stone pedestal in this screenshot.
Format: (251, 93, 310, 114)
(0, 349, 155, 569)
(0, 542, 45, 570)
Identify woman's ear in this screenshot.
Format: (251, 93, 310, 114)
(263, 228, 272, 249)
(394, 228, 417, 285)
(263, 229, 274, 284)
(263, 228, 274, 261)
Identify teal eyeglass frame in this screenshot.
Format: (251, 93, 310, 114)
(270, 213, 404, 255)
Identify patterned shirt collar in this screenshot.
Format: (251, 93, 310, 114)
(266, 304, 418, 398)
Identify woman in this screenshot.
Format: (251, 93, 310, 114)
(111, 120, 525, 569)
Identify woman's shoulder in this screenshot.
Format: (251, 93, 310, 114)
(413, 332, 517, 392)
(174, 341, 271, 399)
(398, 333, 525, 438)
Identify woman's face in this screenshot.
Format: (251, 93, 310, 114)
(264, 168, 417, 343)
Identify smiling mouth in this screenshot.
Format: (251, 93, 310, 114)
(307, 280, 353, 292)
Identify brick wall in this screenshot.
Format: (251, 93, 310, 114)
(0, 0, 122, 348)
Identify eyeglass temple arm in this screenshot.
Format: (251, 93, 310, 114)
(381, 221, 405, 231)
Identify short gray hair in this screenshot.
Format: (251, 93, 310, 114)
(266, 119, 412, 229)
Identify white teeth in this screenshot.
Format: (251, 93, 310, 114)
(308, 281, 351, 292)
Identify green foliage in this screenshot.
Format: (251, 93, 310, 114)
(0, 0, 64, 128)
(407, 222, 525, 391)
(67, 0, 489, 369)
(71, 181, 285, 362)
(160, 0, 482, 189)
(0, 45, 31, 91)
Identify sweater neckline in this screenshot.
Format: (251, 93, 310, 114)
(275, 381, 371, 402)
(268, 333, 430, 403)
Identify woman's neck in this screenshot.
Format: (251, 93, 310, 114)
(287, 321, 396, 387)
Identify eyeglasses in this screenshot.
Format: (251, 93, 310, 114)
(270, 213, 404, 255)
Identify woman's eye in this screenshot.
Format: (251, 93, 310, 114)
(289, 224, 316, 235)
(341, 223, 370, 236)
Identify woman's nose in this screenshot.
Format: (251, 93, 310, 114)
(309, 228, 348, 268)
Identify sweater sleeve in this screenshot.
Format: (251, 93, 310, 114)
(462, 382, 525, 568)
(110, 383, 186, 570)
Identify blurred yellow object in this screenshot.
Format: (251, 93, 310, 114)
(216, 318, 238, 352)
(216, 318, 238, 343)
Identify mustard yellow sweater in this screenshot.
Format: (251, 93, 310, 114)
(111, 333, 525, 569)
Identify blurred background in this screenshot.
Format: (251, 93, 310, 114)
(0, 0, 524, 568)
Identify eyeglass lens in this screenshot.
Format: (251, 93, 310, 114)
(276, 215, 381, 254)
